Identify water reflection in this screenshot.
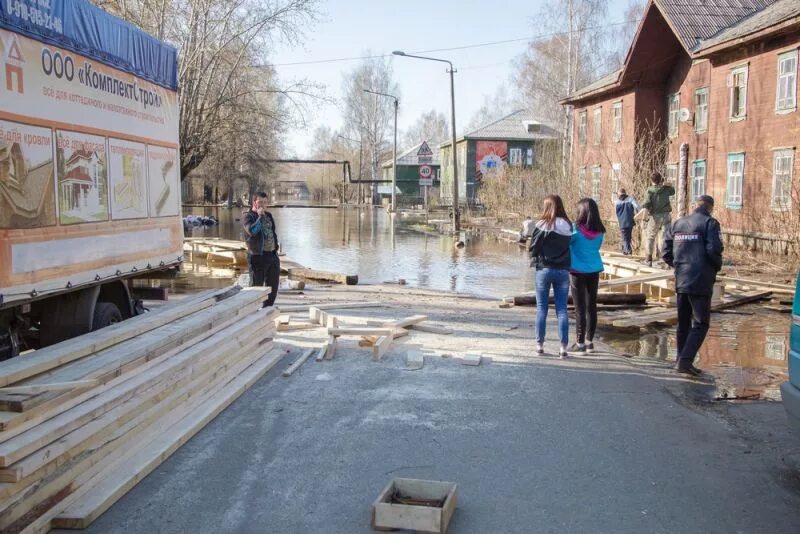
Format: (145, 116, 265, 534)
(184, 206, 534, 298)
(598, 309, 790, 400)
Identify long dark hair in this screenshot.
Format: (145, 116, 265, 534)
(575, 198, 606, 233)
(538, 195, 570, 227)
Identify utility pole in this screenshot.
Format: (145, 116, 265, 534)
(393, 51, 460, 233)
(364, 88, 399, 213)
(338, 134, 363, 204)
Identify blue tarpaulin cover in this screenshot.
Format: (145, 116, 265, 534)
(0, 0, 178, 91)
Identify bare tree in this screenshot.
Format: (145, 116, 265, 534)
(402, 110, 449, 148)
(341, 55, 398, 202)
(93, 0, 321, 179)
(464, 86, 516, 133)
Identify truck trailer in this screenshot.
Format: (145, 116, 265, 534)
(0, 0, 183, 359)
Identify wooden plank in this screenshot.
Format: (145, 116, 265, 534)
(288, 267, 358, 285)
(48, 349, 283, 531)
(0, 335, 269, 529)
(0, 286, 238, 388)
(324, 336, 337, 360)
(408, 324, 453, 335)
(0, 305, 274, 441)
(718, 276, 795, 295)
(0, 297, 267, 418)
(406, 350, 424, 370)
(314, 343, 329, 362)
(328, 327, 395, 337)
(0, 311, 272, 468)
(282, 348, 315, 377)
(372, 336, 392, 361)
(512, 293, 647, 306)
(611, 290, 771, 328)
(0, 331, 273, 482)
(383, 315, 428, 329)
(308, 307, 322, 324)
(0, 380, 99, 395)
(276, 301, 383, 313)
(459, 354, 482, 366)
(598, 271, 673, 288)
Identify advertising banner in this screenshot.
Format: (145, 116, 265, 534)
(55, 130, 108, 224)
(476, 141, 508, 181)
(108, 138, 148, 220)
(147, 145, 180, 217)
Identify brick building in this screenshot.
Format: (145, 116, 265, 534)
(562, 0, 800, 251)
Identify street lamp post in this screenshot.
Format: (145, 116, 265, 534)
(393, 51, 459, 233)
(338, 134, 363, 204)
(364, 89, 398, 213)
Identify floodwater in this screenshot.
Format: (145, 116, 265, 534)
(177, 206, 790, 401)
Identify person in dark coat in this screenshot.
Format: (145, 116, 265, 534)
(243, 192, 280, 307)
(662, 195, 724, 376)
(613, 188, 640, 255)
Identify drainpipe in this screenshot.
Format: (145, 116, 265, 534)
(677, 143, 689, 217)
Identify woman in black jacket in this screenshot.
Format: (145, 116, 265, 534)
(523, 195, 572, 357)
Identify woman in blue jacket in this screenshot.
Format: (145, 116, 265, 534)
(569, 198, 606, 354)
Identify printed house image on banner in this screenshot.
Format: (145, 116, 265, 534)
(439, 110, 560, 204)
(56, 131, 109, 224)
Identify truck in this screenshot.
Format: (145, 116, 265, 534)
(0, 0, 183, 360)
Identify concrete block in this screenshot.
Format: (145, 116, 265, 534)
(406, 350, 424, 370)
(459, 353, 481, 366)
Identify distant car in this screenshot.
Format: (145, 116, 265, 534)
(780, 274, 800, 432)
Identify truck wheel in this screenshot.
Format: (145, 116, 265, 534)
(92, 302, 122, 331)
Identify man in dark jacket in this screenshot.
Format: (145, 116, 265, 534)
(243, 192, 280, 307)
(662, 195, 723, 376)
(614, 188, 640, 255)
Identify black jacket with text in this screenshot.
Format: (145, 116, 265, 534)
(662, 207, 724, 296)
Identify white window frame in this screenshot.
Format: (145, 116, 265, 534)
(591, 165, 601, 201)
(593, 107, 602, 145)
(509, 148, 523, 166)
(610, 163, 621, 198)
(665, 163, 678, 184)
(612, 101, 623, 142)
(729, 65, 748, 120)
(771, 149, 794, 211)
(667, 93, 680, 137)
(578, 167, 587, 196)
(776, 50, 797, 113)
(726, 153, 745, 209)
(691, 160, 706, 201)
(526, 148, 534, 166)
(578, 111, 587, 145)
(694, 88, 708, 132)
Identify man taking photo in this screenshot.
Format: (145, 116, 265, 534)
(662, 195, 723, 377)
(243, 192, 280, 307)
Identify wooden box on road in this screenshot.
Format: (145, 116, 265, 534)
(371, 478, 457, 533)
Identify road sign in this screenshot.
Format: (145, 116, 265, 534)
(419, 164, 433, 186)
(417, 140, 433, 164)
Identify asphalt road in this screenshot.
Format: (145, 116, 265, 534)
(81, 348, 800, 533)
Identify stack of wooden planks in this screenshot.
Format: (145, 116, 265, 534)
(0, 286, 279, 532)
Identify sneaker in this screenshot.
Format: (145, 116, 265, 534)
(586, 342, 595, 353)
(569, 343, 587, 355)
(559, 346, 568, 359)
(536, 343, 544, 355)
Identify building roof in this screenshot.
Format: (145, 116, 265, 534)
(564, 0, 797, 104)
(695, 0, 800, 51)
(441, 110, 560, 147)
(655, 0, 776, 51)
(381, 141, 442, 168)
(66, 149, 96, 166)
(63, 167, 93, 183)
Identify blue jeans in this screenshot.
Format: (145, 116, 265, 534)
(620, 226, 633, 255)
(535, 268, 570, 346)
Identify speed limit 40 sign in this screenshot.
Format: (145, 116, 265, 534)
(418, 164, 433, 186)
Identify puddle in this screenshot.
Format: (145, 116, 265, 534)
(598, 306, 790, 401)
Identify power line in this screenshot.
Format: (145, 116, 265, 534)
(262, 19, 638, 68)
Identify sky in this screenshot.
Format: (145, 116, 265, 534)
(270, 0, 632, 157)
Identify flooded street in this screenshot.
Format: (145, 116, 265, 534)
(178, 206, 790, 400)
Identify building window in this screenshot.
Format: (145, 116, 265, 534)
(691, 160, 706, 200)
(509, 148, 523, 166)
(578, 167, 587, 195)
(729, 66, 748, 119)
(726, 153, 745, 209)
(776, 50, 797, 112)
(667, 93, 680, 137)
(695, 88, 708, 132)
(772, 149, 794, 210)
(591, 165, 601, 200)
(665, 163, 678, 184)
(526, 148, 534, 166)
(610, 163, 621, 198)
(593, 107, 602, 145)
(578, 111, 587, 145)
(612, 102, 622, 142)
